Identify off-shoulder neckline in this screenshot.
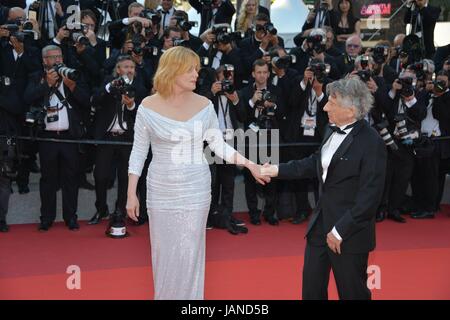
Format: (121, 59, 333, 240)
(140, 101, 212, 123)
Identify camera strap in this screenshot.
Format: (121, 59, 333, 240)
(52, 86, 69, 112)
(218, 95, 229, 129)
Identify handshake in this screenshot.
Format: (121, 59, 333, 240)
(246, 162, 280, 185)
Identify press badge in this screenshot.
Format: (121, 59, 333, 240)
(46, 106, 59, 123)
(249, 122, 260, 133)
(223, 129, 234, 140)
(302, 117, 316, 137)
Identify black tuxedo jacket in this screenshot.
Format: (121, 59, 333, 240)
(91, 76, 147, 140)
(189, 0, 236, 36)
(278, 120, 387, 254)
(431, 91, 450, 159)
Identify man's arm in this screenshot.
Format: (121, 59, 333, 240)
(334, 137, 387, 240)
(276, 152, 318, 180)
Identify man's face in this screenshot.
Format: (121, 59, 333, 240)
(81, 16, 96, 33)
(8, 9, 25, 23)
(255, 20, 267, 38)
(346, 39, 362, 57)
(325, 31, 334, 49)
(323, 93, 356, 126)
(116, 60, 136, 79)
(436, 75, 448, 87)
(43, 49, 63, 68)
(416, 0, 426, 8)
(252, 64, 270, 85)
(129, 7, 143, 18)
(161, 0, 174, 11)
(163, 31, 181, 49)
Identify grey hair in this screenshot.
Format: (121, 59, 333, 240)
(41, 45, 61, 58)
(310, 28, 326, 38)
(326, 77, 374, 121)
(345, 34, 361, 46)
(422, 59, 435, 74)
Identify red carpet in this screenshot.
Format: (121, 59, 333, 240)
(1, 206, 450, 300)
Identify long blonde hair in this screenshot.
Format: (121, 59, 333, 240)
(144, 0, 160, 10)
(153, 47, 200, 98)
(236, 0, 260, 32)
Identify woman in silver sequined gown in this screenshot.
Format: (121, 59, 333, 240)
(127, 47, 267, 300)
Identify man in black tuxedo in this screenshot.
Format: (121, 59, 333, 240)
(189, 0, 235, 36)
(262, 77, 387, 300)
(89, 55, 146, 225)
(24, 45, 91, 232)
(403, 0, 441, 59)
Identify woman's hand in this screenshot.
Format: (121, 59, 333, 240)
(126, 193, 140, 222)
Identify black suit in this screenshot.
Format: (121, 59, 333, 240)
(24, 70, 91, 225)
(404, 5, 441, 58)
(277, 120, 387, 299)
(91, 76, 146, 214)
(189, 0, 236, 36)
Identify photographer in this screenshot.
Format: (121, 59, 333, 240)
(403, 0, 441, 59)
(389, 33, 406, 74)
(24, 45, 91, 232)
(302, 0, 338, 32)
(240, 13, 284, 81)
(278, 59, 330, 224)
(268, 46, 299, 99)
(158, 0, 176, 32)
(169, 10, 202, 51)
(197, 24, 245, 89)
(89, 55, 146, 225)
(334, 34, 362, 77)
(369, 42, 397, 86)
(384, 70, 427, 223)
(409, 68, 449, 219)
(205, 64, 247, 234)
(189, 0, 235, 36)
(290, 28, 339, 80)
(238, 59, 285, 226)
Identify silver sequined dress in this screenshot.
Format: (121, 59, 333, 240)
(128, 101, 236, 300)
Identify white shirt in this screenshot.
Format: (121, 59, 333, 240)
(105, 83, 136, 133)
(217, 95, 233, 132)
(45, 0, 58, 39)
(12, 49, 23, 61)
(421, 94, 442, 137)
(321, 123, 355, 241)
(159, 6, 176, 31)
(45, 81, 69, 131)
(202, 43, 223, 69)
(299, 80, 324, 128)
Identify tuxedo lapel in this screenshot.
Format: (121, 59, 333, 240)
(317, 126, 333, 184)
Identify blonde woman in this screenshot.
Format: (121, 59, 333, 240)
(144, 0, 160, 10)
(126, 47, 268, 300)
(235, 0, 270, 36)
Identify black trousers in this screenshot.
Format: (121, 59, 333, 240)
(437, 157, 450, 210)
(302, 243, 371, 300)
(243, 168, 276, 218)
(16, 136, 38, 189)
(0, 176, 10, 222)
(39, 131, 79, 223)
(411, 147, 440, 212)
(386, 146, 415, 213)
(94, 134, 132, 214)
(137, 148, 152, 220)
(210, 163, 235, 216)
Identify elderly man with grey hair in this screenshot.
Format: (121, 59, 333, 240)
(261, 77, 387, 300)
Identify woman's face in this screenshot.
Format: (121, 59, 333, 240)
(174, 64, 199, 92)
(339, 0, 350, 13)
(246, 0, 257, 15)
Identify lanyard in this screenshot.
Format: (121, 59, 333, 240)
(218, 95, 229, 129)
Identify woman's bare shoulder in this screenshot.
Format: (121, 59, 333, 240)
(141, 94, 161, 109)
(192, 93, 211, 107)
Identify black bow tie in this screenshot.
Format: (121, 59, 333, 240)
(329, 122, 357, 134)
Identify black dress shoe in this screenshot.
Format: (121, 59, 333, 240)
(230, 216, 246, 226)
(88, 211, 109, 225)
(387, 212, 406, 223)
(79, 180, 95, 190)
(292, 213, 308, 224)
(38, 222, 52, 232)
(0, 221, 9, 232)
(411, 211, 435, 219)
(264, 216, 279, 226)
(18, 186, 30, 194)
(250, 216, 261, 225)
(376, 211, 387, 223)
(66, 219, 80, 231)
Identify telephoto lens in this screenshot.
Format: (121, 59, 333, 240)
(53, 64, 79, 81)
(375, 120, 398, 151)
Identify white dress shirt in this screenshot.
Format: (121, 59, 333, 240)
(45, 82, 70, 131)
(105, 83, 136, 133)
(421, 94, 443, 137)
(217, 95, 233, 132)
(321, 123, 355, 241)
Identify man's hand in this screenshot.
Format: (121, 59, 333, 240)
(269, 33, 279, 46)
(0, 27, 10, 38)
(367, 77, 378, 94)
(327, 231, 342, 254)
(85, 29, 97, 46)
(10, 36, 24, 55)
(392, 79, 402, 92)
(425, 81, 434, 92)
(303, 68, 314, 85)
(247, 162, 270, 185)
(262, 53, 271, 64)
(63, 76, 76, 92)
(225, 91, 239, 104)
(251, 89, 263, 105)
(74, 42, 86, 55)
(306, 11, 316, 23)
(55, 0, 64, 17)
(263, 100, 275, 108)
(261, 163, 278, 177)
(260, 33, 271, 51)
(312, 78, 323, 96)
(122, 95, 135, 109)
(46, 69, 59, 87)
(211, 81, 222, 95)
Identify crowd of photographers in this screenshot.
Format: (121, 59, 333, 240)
(0, 0, 449, 235)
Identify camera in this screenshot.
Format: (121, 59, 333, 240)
(25, 105, 46, 129)
(308, 60, 330, 83)
(110, 75, 135, 98)
(371, 46, 389, 64)
(394, 114, 419, 145)
(305, 34, 326, 55)
(255, 22, 277, 36)
(397, 77, 416, 97)
(52, 63, 79, 81)
(0, 138, 18, 179)
(141, 9, 162, 25)
(63, 22, 90, 46)
(172, 16, 198, 32)
(201, 0, 213, 6)
(0, 76, 11, 87)
(431, 73, 448, 94)
(212, 25, 242, 44)
(0, 22, 35, 42)
(173, 38, 190, 47)
(318, 0, 330, 10)
(220, 80, 235, 94)
(375, 120, 398, 151)
(357, 69, 373, 82)
(271, 55, 296, 70)
(407, 61, 430, 81)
